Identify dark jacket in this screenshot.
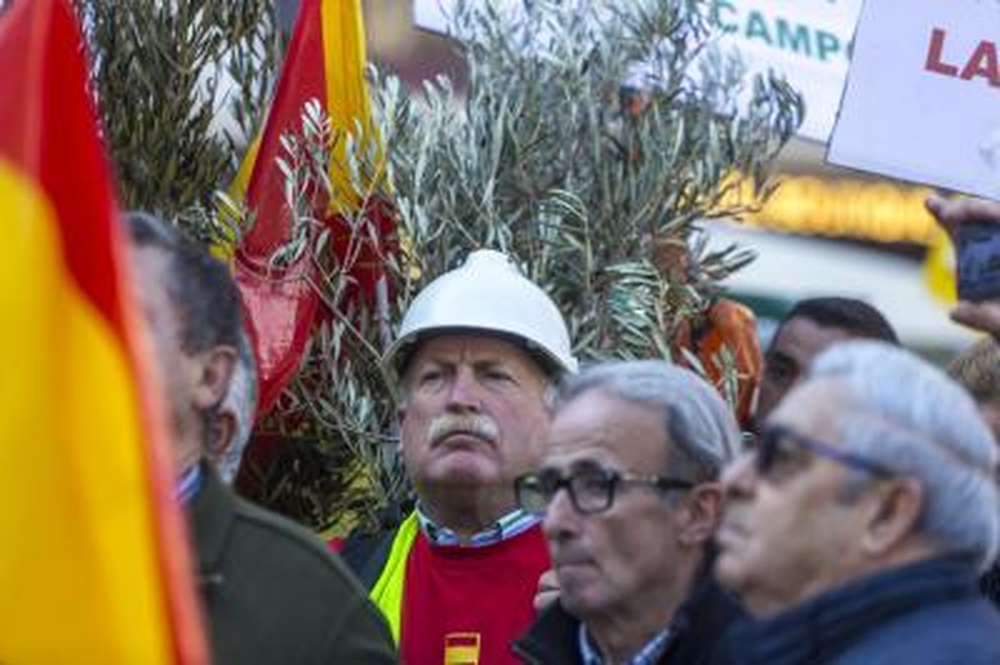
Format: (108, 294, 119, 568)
(716, 555, 1000, 665)
(511, 568, 745, 665)
(190, 464, 397, 664)
(979, 558, 1000, 608)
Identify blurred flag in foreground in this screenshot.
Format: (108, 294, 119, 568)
(232, 0, 394, 417)
(0, 0, 206, 662)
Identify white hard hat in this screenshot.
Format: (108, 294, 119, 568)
(386, 250, 577, 375)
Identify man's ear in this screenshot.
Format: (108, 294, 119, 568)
(677, 482, 723, 547)
(208, 410, 237, 462)
(860, 477, 924, 556)
(193, 345, 237, 410)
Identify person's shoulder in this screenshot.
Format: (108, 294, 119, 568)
(340, 525, 399, 568)
(228, 495, 366, 587)
(204, 491, 397, 663)
(839, 596, 1000, 664)
(511, 602, 581, 665)
(230, 494, 322, 545)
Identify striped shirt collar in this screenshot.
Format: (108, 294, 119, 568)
(578, 623, 672, 665)
(176, 463, 203, 504)
(414, 503, 540, 547)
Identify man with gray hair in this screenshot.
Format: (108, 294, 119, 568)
(512, 360, 744, 664)
(126, 212, 395, 664)
(715, 340, 1000, 664)
(344, 250, 576, 665)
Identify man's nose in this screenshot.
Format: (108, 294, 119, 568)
(721, 452, 757, 499)
(445, 367, 482, 411)
(542, 485, 578, 542)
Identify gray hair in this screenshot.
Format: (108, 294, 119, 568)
(808, 340, 1000, 569)
(558, 360, 742, 482)
(217, 331, 258, 484)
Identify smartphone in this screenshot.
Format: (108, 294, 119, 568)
(957, 222, 1000, 302)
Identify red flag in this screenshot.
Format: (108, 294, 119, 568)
(235, 0, 394, 416)
(0, 0, 207, 661)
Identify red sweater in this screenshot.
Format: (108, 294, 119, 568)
(399, 525, 550, 665)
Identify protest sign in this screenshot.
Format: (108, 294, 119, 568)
(413, 0, 862, 143)
(828, 0, 1000, 198)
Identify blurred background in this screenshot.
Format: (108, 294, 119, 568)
(323, 0, 975, 359)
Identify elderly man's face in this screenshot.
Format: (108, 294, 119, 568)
(539, 390, 694, 623)
(717, 379, 874, 616)
(399, 334, 552, 501)
(757, 318, 854, 424)
(131, 245, 203, 475)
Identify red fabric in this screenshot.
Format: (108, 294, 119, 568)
(234, 0, 397, 417)
(322, 197, 399, 315)
(234, 0, 327, 417)
(400, 526, 550, 665)
(0, 1, 207, 660)
(234, 254, 320, 416)
(240, 0, 326, 259)
(0, 0, 123, 333)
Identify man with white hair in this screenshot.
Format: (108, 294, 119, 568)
(512, 360, 745, 664)
(344, 250, 576, 665)
(715, 340, 1000, 664)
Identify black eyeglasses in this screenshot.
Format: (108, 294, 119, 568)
(515, 466, 695, 516)
(755, 424, 893, 480)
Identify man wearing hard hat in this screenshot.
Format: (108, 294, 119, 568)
(343, 250, 576, 665)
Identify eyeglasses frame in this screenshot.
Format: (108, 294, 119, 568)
(514, 466, 695, 516)
(755, 423, 894, 480)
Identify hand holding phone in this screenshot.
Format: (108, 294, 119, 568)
(927, 195, 1000, 338)
(957, 222, 1000, 302)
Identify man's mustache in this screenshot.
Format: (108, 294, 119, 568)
(427, 414, 500, 446)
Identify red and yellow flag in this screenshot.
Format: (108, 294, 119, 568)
(0, 1, 206, 662)
(233, 0, 394, 416)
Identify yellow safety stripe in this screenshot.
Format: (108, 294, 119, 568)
(368, 512, 420, 644)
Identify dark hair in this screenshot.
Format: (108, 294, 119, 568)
(783, 297, 899, 345)
(125, 211, 242, 354)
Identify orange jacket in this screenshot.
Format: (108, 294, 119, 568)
(674, 298, 761, 430)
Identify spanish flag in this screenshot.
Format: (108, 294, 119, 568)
(0, 1, 206, 662)
(232, 0, 394, 416)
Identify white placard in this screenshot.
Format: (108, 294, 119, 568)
(828, 0, 1000, 199)
(413, 0, 862, 143)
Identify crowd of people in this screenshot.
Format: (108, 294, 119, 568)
(130, 195, 1000, 664)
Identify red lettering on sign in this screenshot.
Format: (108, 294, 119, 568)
(960, 40, 1000, 87)
(925, 27, 1000, 88)
(925, 27, 959, 76)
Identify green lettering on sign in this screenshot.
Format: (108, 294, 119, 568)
(712, 0, 739, 33)
(775, 17, 812, 57)
(745, 10, 772, 45)
(815, 30, 841, 61)
(732, 8, 846, 64)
